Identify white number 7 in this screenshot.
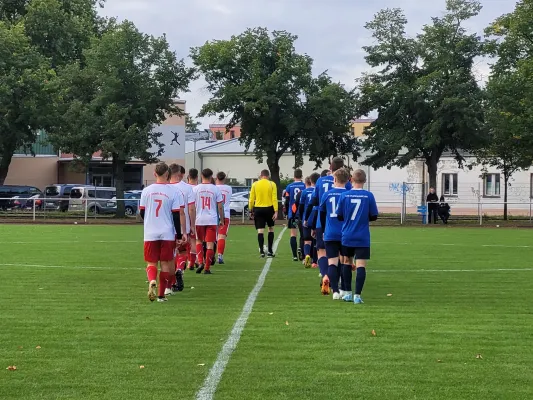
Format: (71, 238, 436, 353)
(350, 199, 362, 220)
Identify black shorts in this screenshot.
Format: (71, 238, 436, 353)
(302, 227, 313, 241)
(254, 206, 275, 229)
(341, 246, 370, 260)
(325, 240, 342, 259)
(315, 227, 325, 250)
(288, 217, 300, 229)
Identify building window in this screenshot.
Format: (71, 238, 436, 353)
(230, 130, 235, 139)
(484, 173, 501, 197)
(245, 178, 258, 187)
(442, 173, 458, 196)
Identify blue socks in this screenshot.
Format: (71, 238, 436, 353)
(318, 257, 328, 278)
(328, 264, 339, 292)
(290, 236, 297, 257)
(304, 244, 311, 257)
(341, 264, 352, 292)
(355, 267, 366, 295)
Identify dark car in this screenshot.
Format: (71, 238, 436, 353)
(44, 184, 86, 212)
(0, 186, 42, 210)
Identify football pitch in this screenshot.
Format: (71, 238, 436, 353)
(1, 224, 532, 400)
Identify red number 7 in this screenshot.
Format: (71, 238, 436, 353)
(155, 199, 162, 217)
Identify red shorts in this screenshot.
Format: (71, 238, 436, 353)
(144, 240, 175, 263)
(219, 218, 230, 236)
(196, 225, 217, 243)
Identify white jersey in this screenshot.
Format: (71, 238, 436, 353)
(175, 181, 195, 233)
(217, 184, 233, 218)
(140, 183, 184, 241)
(195, 183, 222, 226)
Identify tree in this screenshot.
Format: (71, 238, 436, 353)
(49, 21, 193, 217)
(191, 28, 358, 197)
(185, 115, 201, 132)
(356, 0, 486, 190)
(0, 21, 56, 184)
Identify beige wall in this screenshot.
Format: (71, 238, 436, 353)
(4, 156, 59, 190)
(162, 101, 186, 126)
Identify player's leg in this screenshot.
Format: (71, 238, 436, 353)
(302, 227, 313, 268)
(172, 241, 187, 292)
(266, 207, 275, 257)
(195, 226, 206, 273)
(353, 248, 370, 304)
(158, 241, 176, 302)
(298, 222, 304, 261)
(341, 246, 355, 302)
(217, 218, 229, 264)
(144, 241, 160, 302)
(289, 221, 298, 261)
(311, 239, 318, 268)
(254, 209, 267, 257)
(325, 241, 342, 299)
(203, 226, 217, 274)
(316, 228, 328, 283)
(187, 233, 197, 270)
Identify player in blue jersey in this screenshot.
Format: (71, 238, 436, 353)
(336, 169, 378, 304)
(284, 169, 306, 261)
(297, 173, 320, 268)
(305, 157, 351, 284)
(319, 168, 350, 298)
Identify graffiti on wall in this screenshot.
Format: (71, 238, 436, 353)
(389, 182, 414, 195)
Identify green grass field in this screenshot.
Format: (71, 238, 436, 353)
(1, 224, 532, 400)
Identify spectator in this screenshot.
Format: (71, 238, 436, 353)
(426, 187, 439, 224)
(438, 196, 451, 224)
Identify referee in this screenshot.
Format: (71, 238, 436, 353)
(249, 169, 278, 257)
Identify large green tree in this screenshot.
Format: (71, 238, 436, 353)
(0, 21, 55, 184)
(356, 0, 486, 190)
(49, 21, 193, 217)
(191, 28, 359, 196)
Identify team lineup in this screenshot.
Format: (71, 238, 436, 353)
(140, 156, 377, 304)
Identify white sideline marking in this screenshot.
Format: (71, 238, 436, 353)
(372, 268, 533, 273)
(196, 227, 287, 400)
(374, 241, 533, 249)
(2, 240, 140, 244)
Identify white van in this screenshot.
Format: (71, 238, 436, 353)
(68, 186, 117, 214)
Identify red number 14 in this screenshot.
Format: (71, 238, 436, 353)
(201, 196, 211, 210)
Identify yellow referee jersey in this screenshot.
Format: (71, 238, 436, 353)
(249, 179, 278, 211)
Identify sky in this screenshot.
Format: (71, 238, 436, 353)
(100, 0, 515, 129)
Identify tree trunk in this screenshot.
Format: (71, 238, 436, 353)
(503, 174, 509, 221)
(113, 155, 126, 218)
(266, 154, 283, 219)
(0, 150, 14, 186)
(426, 156, 438, 192)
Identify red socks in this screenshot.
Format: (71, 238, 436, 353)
(158, 271, 169, 297)
(175, 255, 187, 271)
(205, 249, 214, 271)
(218, 239, 226, 255)
(146, 265, 157, 282)
(196, 243, 204, 264)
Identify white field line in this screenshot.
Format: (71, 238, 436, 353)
(196, 227, 287, 400)
(0, 263, 263, 272)
(0, 240, 140, 244)
(374, 241, 533, 249)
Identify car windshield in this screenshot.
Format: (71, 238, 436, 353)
(70, 189, 83, 199)
(45, 186, 60, 196)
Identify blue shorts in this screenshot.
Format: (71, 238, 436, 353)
(341, 246, 370, 260)
(315, 227, 325, 250)
(325, 240, 342, 259)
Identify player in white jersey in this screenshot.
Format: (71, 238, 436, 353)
(215, 171, 232, 264)
(168, 163, 195, 294)
(139, 162, 186, 302)
(186, 168, 199, 269)
(194, 168, 224, 274)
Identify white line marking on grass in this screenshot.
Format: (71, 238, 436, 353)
(196, 227, 287, 400)
(374, 241, 533, 249)
(372, 268, 533, 273)
(0, 263, 263, 272)
(3, 240, 141, 244)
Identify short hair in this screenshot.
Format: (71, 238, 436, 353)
(202, 168, 213, 179)
(260, 169, 270, 178)
(211, 177, 215, 184)
(305, 176, 312, 186)
(217, 171, 226, 181)
(331, 157, 344, 172)
(310, 172, 320, 184)
(189, 168, 198, 180)
(352, 169, 367, 184)
(321, 169, 329, 177)
(169, 163, 181, 176)
(154, 162, 169, 177)
(334, 168, 350, 184)
(180, 165, 186, 174)
(294, 169, 303, 179)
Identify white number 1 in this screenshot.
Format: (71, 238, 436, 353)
(350, 199, 362, 220)
(329, 197, 337, 217)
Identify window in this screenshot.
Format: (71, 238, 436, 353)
(484, 173, 500, 197)
(230, 130, 235, 139)
(442, 173, 458, 196)
(245, 178, 258, 187)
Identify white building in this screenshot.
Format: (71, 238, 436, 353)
(184, 139, 533, 217)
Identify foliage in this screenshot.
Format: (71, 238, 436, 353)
(48, 21, 193, 216)
(356, 0, 486, 189)
(185, 115, 201, 132)
(191, 28, 358, 195)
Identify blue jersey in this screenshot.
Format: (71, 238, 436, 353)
(336, 189, 378, 248)
(312, 175, 352, 229)
(301, 187, 314, 215)
(285, 181, 306, 218)
(319, 187, 347, 242)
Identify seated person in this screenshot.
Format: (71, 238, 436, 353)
(438, 196, 451, 224)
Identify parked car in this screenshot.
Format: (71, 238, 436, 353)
(0, 185, 42, 210)
(230, 186, 250, 194)
(68, 186, 117, 214)
(107, 192, 141, 216)
(229, 192, 250, 217)
(44, 184, 86, 212)
(10, 193, 44, 210)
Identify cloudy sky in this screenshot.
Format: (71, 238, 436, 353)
(100, 0, 514, 129)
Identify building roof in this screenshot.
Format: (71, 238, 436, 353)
(197, 139, 255, 154)
(185, 140, 229, 154)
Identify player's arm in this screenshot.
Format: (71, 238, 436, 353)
(172, 210, 183, 238)
(305, 186, 319, 221)
(283, 188, 290, 214)
(217, 190, 225, 226)
(271, 182, 278, 212)
(188, 203, 196, 233)
(248, 183, 256, 211)
(139, 190, 147, 220)
(336, 196, 345, 221)
(369, 193, 379, 222)
(318, 194, 327, 229)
